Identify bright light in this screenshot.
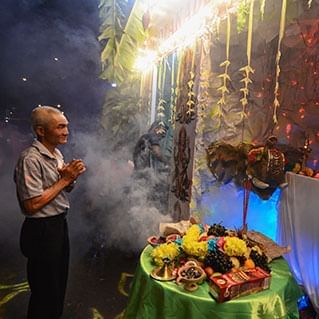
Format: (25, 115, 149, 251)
(54, 57, 59, 61)
(144, 0, 240, 59)
(111, 83, 117, 88)
(140, 0, 240, 63)
(134, 50, 157, 72)
(159, 4, 209, 56)
(57, 104, 61, 108)
(22, 77, 27, 81)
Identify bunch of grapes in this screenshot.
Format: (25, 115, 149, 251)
(207, 223, 227, 236)
(250, 250, 271, 273)
(204, 250, 233, 274)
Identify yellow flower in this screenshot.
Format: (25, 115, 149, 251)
(151, 242, 180, 266)
(181, 225, 208, 258)
(224, 237, 247, 256)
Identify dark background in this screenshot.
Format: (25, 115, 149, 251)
(0, 1, 138, 318)
(0, 0, 108, 133)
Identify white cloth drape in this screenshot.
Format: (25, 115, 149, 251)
(277, 172, 319, 314)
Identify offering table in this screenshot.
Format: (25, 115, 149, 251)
(124, 245, 301, 319)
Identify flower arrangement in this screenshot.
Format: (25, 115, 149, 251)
(151, 242, 180, 266)
(181, 225, 208, 259)
(150, 223, 271, 276)
(223, 237, 248, 257)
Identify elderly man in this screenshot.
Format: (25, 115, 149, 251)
(14, 106, 86, 319)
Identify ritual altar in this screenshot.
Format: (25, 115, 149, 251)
(124, 245, 301, 319)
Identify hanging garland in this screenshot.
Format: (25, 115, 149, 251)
(272, 0, 287, 125)
(176, 46, 197, 124)
(239, 0, 255, 136)
(169, 52, 177, 128)
(217, 12, 232, 117)
(157, 58, 167, 126)
(185, 44, 197, 123)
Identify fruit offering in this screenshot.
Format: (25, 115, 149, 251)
(204, 250, 233, 274)
(207, 223, 227, 236)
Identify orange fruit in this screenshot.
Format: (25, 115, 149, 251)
(244, 258, 255, 269)
(204, 266, 214, 276)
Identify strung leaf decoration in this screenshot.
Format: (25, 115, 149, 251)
(185, 71, 196, 120)
(169, 53, 177, 128)
(215, 12, 232, 126)
(157, 58, 168, 124)
(239, 0, 255, 130)
(273, 0, 287, 124)
(183, 46, 197, 123)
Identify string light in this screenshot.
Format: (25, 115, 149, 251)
(158, 4, 210, 56)
(54, 57, 59, 61)
(136, 0, 240, 71)
(111, 83, 117, 88)
(22, 77, 27, 82)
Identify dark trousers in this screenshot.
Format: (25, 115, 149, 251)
(20, 213, 69, 319)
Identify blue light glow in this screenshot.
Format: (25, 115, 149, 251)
(199, 183, 281, 241)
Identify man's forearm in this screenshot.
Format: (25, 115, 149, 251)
(23, 178, 70, 215)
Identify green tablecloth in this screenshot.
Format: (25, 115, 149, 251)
(125, 246, 302, 319)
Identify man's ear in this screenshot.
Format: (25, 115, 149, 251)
(35, 126, 45, 138)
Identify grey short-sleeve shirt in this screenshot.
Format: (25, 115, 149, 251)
(14, 140, 70, 218)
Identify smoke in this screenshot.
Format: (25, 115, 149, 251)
(0, 0, 105, 258)
(69, 131, 172, 253)
(0, 124, 30, 264)
(0, 0, 170, 258)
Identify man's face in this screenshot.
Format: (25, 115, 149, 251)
(42, 113, 69, 147)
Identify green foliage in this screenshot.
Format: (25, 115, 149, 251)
(99, 0, 128, 82)
(237, 0, 250, 33)
(100, 78, 146, 150)
(99, 0, 147, 83)
(99, 0, 149, 151)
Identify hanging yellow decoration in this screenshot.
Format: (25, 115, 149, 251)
(273, 0, 287, 124)
(239, 0, 255, 123)
(157, 58, 167, 126)
(185, 44, 197, 121)
(169, 53, 177, 127)
(216, 12, 232, 110)
(260, 0, 266, 20)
